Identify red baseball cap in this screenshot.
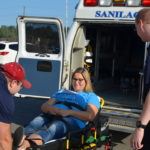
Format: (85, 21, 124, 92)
(1, 62, 32, 89)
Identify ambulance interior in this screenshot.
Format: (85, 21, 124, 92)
(71, 23, 145, 108)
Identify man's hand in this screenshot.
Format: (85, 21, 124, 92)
(130, 128, 144, 150)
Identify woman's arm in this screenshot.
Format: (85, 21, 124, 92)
(41, 98, 60, 115)
(70, 104, 98, 121)
(57, 104, 99, 122)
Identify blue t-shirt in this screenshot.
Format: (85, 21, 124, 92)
(0, 72, 15, 123)
(52, 89, 100, 128)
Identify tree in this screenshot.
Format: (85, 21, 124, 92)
(0, 25, 17, 41)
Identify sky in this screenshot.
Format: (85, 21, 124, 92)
(0, 0, 79, 27)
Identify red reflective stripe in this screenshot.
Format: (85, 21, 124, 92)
(90, 127, 96, 131)
(0, 52, 9, 55)
(142, 0, 150, 6)
(84, 0, 98, 6)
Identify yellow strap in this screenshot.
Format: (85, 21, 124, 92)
(100, 97, 105, 108)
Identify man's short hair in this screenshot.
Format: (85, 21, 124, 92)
(135, 8, 150, 24)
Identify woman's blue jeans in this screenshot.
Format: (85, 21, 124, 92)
(24, 113, 78, 143)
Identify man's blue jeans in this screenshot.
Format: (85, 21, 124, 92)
(24, 114, 78, 143)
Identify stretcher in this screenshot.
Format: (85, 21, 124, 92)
(13, 98, 113, 150)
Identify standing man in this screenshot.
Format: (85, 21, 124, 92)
(131, 8, 150, 150)
(0, 62, 31, 150)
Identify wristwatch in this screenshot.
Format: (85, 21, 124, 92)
(136, 121, 146, 129)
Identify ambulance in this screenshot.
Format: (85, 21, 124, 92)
(16, 0, 150, 133)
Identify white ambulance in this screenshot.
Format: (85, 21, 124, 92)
(16, 0, 150, 133)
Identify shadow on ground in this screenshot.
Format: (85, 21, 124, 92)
(109, 130, 132, 150)
(12, 97, 47, 126)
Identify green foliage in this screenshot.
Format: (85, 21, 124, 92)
(0, 25, 17, 41)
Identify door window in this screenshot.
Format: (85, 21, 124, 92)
(25, 22, 60, 54)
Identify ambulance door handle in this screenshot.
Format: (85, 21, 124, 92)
(37, 60, 52, 72)
(35, 53, 50, 57)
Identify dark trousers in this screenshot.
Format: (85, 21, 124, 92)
(141, 123, 150, 150)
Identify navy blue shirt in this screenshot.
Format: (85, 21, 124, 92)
(143, 46, 150, 101)
(0, 72, 15, 123)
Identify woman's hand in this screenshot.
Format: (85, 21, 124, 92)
(56, 109, 71, 117)
(130, 128, 144, 150)
(42, 104, 60, 115)
(41, 98, 59, 115)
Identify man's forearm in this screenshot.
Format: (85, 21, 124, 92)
(139, 91, 150, 125)
(0, 138, 12, 150)
(0, 123, 12, 150)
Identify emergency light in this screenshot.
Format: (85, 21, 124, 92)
(84, 0, 98, 6)
(127, 0, 141, 6)
(113, 0, 126, 6)
(84, 0, 150, 6)
(142, 0, 150, 6)
(99, 0, 112, 6)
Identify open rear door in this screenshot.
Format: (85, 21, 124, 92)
(16, 16, 65, 98)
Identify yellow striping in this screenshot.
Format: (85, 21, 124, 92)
(100, 97, 105, 108)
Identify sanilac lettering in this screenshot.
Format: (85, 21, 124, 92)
(134, 12, 138, 18)
(108, 11, 115, 17)
(126, 12, 133, 18)
(95, 11, 137, 19)
(117, 11, 123, 18)
(101, 11, 107, 17)
(107, 11, 123, 18)
(95, 11, 123, 18)
(95, 11, 101, 17)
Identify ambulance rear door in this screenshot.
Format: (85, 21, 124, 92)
(16, 16, 65, 98)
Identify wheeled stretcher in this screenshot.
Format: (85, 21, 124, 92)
(13, 98, 113, 150)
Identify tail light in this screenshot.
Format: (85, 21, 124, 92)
(142, 0, 150, 6)
(0, 52, 9, 56)
(84, 0, 98, 6)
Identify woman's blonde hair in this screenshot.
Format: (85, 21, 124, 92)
(135, 8, 150, 24)
(71, 67, 93, 92)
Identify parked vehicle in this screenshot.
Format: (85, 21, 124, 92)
(16, 0, 150, 133)
(0, 41, 18, 64)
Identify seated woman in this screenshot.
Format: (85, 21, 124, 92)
(16, 67, 100, 150)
